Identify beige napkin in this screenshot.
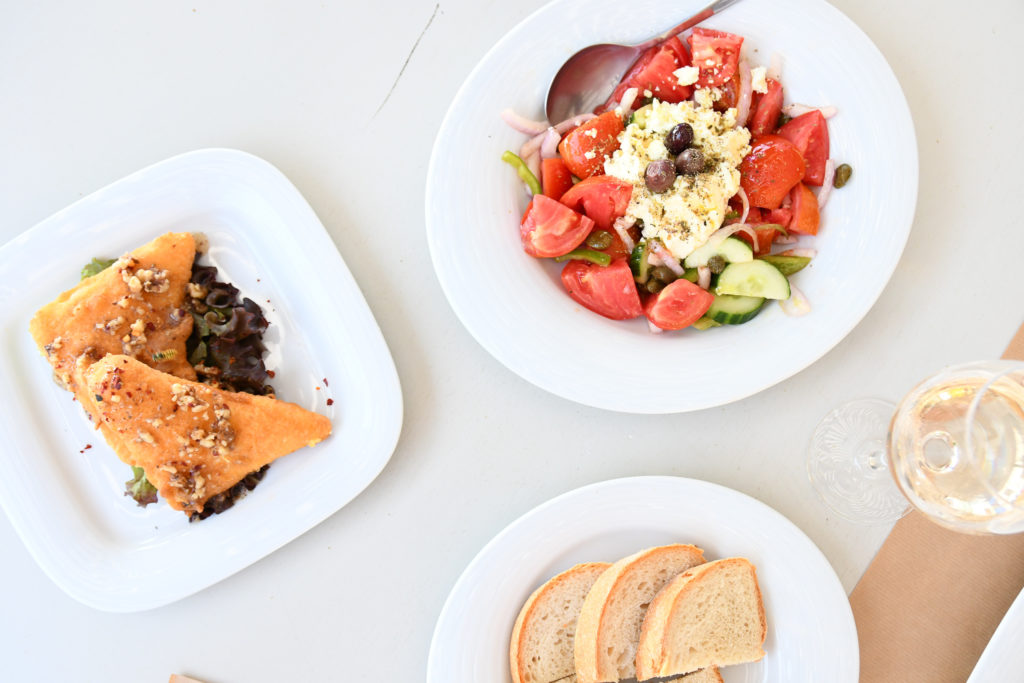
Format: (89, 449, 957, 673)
(849, 321, 1024, 682)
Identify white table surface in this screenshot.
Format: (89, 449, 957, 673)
(1, 0, 1022, 681)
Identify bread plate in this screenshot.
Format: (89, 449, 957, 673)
(0, 148, 403, 612)
(428, 476, 857, 682)
(425, 0, 916, 413)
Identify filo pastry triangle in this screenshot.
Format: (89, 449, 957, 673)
(82, 354, 331, 515)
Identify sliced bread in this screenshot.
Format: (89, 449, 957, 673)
(635, 557, 766, 679)
(510, 562, 612, 683)
(573, 544, 706, 683)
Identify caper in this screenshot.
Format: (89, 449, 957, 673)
(665, 123, 694, 154)
(645, 279, 665, 294)
(651, 266, 678, 284)
(833, 163, 853, 188)
(585, 230, 613, 250)
(707, 255, 726, 275)
(675, 148, 705, 175)
(644, 159, 677, 193)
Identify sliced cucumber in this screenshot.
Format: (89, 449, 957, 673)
(682, 267, 699, 283)
(629, 103, 653, 129)
(715, 260, 791, 300)
(692, 316, 722, 331)
(705, 294, 765, 325)
(630, 241, 651, 283)
(757, 254, 811, 276)
(684, 236, 754, 268)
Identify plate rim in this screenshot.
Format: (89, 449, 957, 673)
(427, 474, 859, 682)
(425, 0, 919, 414)
(0, 147, 404, 612)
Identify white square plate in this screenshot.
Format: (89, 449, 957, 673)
(0, 148, 403, 612)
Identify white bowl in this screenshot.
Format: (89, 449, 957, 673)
(426, 0, 917, 413)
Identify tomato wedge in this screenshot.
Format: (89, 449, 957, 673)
(541, 157, 574, 200)
(600, 36, 693, 113)
(764, 207, 793, 227)
(777, 110, 830, 186)
(561, 258, 643, 320)
(739, 135, 806, 209)
(748, 78, 783, 137)
(736, 226, 784, 256)
(558, 112, 623, 179)
(687, 28, 743, 88)
(644, 279, 715, 330)
(559, 175, 632, 231)
(713, 71, 742, 112)
(520, 194, 594, 258)
(788, 182, 820, 235)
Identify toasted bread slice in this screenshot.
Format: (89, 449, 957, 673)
(30, 231, 198, 391)
(83, 355, 331, 515)
(573, 544, 705, 683)
(510, 563, 612, 683)
(635, 558, 766, 679)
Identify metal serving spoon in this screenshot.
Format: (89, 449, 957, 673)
(545, 0, 743, 123)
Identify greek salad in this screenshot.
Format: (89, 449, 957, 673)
(501, 27, 851, 332)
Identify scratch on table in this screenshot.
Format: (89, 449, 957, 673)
(373, 2, 440, 117)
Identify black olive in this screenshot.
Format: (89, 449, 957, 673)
(644, 160, 677, 193)
(675, 148, 705, 175)
(665, 123, 694, 154)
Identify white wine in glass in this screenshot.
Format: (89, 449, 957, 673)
(809, 361, 1024, 534)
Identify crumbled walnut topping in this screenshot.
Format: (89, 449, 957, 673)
(187, 282, 208, 299)
(147, 417, 164, 428)
(95, 316, 125, 334)
(137, 267, 170, 293)
(115, 296, 130, 309)
(137, 430, 155, 444)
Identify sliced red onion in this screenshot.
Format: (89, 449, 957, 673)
(736, 187, 750, 225)
(647, 320, 665, 334)
(552, 113, 597, 135)
(501, 109, 549, 136)
(817, 159, 836, 209)
(779, 247, 817, 258)
(524, 149, 541, 189)
(774, 234, 798, 245)
(735, 60, 753, 127)
(768, 52, 783, 81)
(650, 241, 684, 276)
(699, 223, 759, 259)
(782, 104, 838, 119)
(780, 285, 811, 317)
(520, 130, 547, 159)
(540, 127, 561, 159)
(612, 216, 637, 253)
(697, 266, 711, 290)
(617, 87, 639, 118)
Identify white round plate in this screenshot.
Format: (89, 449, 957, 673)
(428, 476, 858, 683)
(426, 0, 916, 413)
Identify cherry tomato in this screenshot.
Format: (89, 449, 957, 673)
(644, 279, 715, 330)
(541, 157, 574, 201)
(520, 194, 594, 258)
(687, 28, 743, 88)
(748, 78, 783, 137)
(558, 112, 623, 179)
(561, 258, 643, 320)
(559, 175, 632, 231)
(788, 182, 820, 235)
(777, 110, 830, 186)
(739, 135, 806, 209)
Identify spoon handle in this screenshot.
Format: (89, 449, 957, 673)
(636, 0, 744, 50)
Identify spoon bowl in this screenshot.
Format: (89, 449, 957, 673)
(544, 0, 740, 123)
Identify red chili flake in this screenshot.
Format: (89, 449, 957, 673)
(323, 378, 329, 387)
(145, 322, 156, 331)
(84, 444, 92, 450)
(326, 398, 334, 406)
(267, 370, 276, 378)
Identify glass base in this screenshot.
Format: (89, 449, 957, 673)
(807, 398, 911, 524)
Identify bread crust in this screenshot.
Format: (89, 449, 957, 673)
(510, 562, 611, 683)
(636, 557, 766, 679)
(573, 544, 705, 683)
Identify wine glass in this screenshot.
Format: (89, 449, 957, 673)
(807, 360, 1024, 534)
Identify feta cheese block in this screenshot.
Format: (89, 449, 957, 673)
(604, 99, 750, 261)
